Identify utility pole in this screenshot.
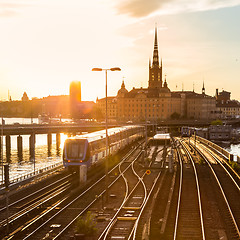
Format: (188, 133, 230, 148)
(4, 164, 9, 234)
(1, 117, 4, 182)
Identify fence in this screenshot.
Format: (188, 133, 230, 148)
(195, 136, 240, 163)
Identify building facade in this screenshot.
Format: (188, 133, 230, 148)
(215, 89, 240, 119)
(97, 27, 217, 123)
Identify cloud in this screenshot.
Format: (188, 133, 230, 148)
(115, 0, 170, 17)
(115, 0, 240, 18)
(0, 1, 32, 17)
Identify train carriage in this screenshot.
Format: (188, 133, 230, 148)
(63, 125, 144, 171)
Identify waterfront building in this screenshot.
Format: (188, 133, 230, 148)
(215, 89, 240, 119)
(96, 96, 117, 122)
(97, 26, 217, 123)
(180, 87, 216, 119)
(209, 125, 232, 141)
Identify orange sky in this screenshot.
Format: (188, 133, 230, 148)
(0, 0, 239, 101)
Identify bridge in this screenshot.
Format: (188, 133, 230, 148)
(1, 118, 239, 136)
(0, 123, 106, 136)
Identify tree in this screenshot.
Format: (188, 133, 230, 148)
(170, 112, 180, 120)
(75, 211, 97, 236)
(211, 119, 223, 125)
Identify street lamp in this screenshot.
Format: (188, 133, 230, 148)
(1, 117, 4, 183)
(92, 67, 121, 203)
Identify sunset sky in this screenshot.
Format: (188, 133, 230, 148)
(0, 0, 239, 101)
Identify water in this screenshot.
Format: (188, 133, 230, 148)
(215, 127, 240, 160)
(0, 118, 69, 182)
(223, 143, 240, 161)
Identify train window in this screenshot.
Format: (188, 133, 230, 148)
(66, 140, 85, 159)
(86, 146, 90, 160)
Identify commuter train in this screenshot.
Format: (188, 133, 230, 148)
(181, 126, 195, 137)
(63, 125, 144, 171)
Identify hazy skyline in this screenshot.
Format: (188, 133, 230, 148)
(0, 0, 239, 101)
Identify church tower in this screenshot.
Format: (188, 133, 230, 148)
(148, 25, 163, 89)
(202, 81, 205, 94)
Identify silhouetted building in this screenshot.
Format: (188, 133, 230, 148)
(70, 81, 82, 118)
(97, 26, 217, 122)
(42, 95, 70, 118)
(21, 92, 29, 101)
(216, 89, 240, 119)
(216, 89, 231, 103)
(148, 27, 163, 90)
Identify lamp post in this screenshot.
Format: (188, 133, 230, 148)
(92, 67, 121, 203)
(1, 117, 4, 183)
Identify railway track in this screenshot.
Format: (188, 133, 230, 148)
(193, 138, 240, 188)
(98, 144, 166, 240)
(190, 140, 240, 239)
(1, 142, 143, 239)
(149, 144, 177, 240)
(150, 137, 240, 240)
(0, 173, 75, 239)
(173, 140, 205, 240)
(0, 173, 74, 216)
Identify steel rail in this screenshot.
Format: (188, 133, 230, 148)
(6, 197, 68, 240)
(0, 182, 71, 229)
(101, 159, 147, 240)
(100, 152, 142, 240)
(195, 141, 240, 192)
(179, 140, 206, 240)
(192, 142, 240, 238)
(3, 141, 144, 239)
(0, 173, 73, 214)
(194, 138, 240, 183)
(173, 143, 183, 240)
(131, 159, 148, 209)
(98, 151, 145, 240)
(131, 170, 162, 240)
(131, 140, 172, 239)
(102, 145, 163, 240)
(27, 143, 144, 240)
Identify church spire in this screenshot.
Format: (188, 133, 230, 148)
(148, 24, 163, 89)
(121, 80, 125, 89)
(163, 74, 168, 88)
(152, 24, 159, 66)
(202, 80, 205, 94)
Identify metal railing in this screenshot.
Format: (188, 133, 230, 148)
(195, 136, 240, 163)
(0, 160, 63, 188)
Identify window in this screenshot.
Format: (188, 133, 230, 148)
(66, 140, 85, 159)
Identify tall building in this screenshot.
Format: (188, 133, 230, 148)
(70, 81, 81, 118)
(96, 26, 217, 122)
(148, 27, 163, 90)
(70, 81, 81, 103)
(69, 81, 96, 119)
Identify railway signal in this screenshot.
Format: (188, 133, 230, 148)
(146, 169, 151, 175)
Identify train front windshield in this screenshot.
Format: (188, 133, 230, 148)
(66, 139, 86, 160)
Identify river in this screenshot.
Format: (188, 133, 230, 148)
(0, 117, 69, 182)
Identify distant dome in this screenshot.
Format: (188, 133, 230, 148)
(161, 77, 170, 93)
(22, 91, 29, 101)
(117, 81, 128, 96)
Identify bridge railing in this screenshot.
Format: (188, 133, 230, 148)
(0, 160, 63, 188)
(195, 135, 240, 163)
